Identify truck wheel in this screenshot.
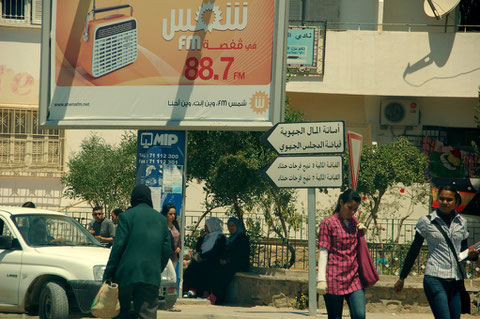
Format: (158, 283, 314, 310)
(39, 282, 69, 319)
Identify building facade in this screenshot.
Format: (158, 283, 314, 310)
(287, 0, 479, 180)
(0, 0, 126, 210)
(0, 0, 478, 216)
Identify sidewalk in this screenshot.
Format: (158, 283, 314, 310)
(159, 303, 480, 318)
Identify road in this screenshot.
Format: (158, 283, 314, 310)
(1, 305, 479, 319)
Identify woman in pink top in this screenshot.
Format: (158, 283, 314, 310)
(317, 189, 366, 319)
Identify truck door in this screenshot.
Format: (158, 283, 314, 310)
(0, 217, 22, 305)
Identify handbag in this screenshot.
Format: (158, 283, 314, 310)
(91, 280, 121, 318)
(356, 230, 379, 288)
(429, 216, 471, 314)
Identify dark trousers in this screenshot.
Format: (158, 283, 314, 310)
(115, 283, 159, 319)
(323, 289, 365, 319)
(423, 275, 461, 319)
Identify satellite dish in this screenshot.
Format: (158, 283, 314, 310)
(424, 0, 461, 20)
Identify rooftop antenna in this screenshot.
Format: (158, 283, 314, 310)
(424, 0, 461, 20)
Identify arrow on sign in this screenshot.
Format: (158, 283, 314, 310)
(261, 121, 345, 155)
(261, 155, 344, 188)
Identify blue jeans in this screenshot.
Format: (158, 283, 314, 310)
(423, 275, 461, 319)
(323, 289, 365, 319)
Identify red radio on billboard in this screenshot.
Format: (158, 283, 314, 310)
(79, 4, 138, 78)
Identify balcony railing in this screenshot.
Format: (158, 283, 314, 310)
(290, 19, 480, 33)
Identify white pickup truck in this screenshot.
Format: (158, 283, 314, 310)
(0, 206, 177, 319)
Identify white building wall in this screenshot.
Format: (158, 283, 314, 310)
(287, 31, 480, 98)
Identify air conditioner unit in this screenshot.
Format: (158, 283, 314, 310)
(380, 100, 420, 126)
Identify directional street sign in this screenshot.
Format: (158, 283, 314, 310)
(260, 121, 346, 317)
(261, 121, 345, 155)
(261, 155, 344, 188)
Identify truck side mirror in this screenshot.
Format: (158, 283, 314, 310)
(0, 235, 13, 249)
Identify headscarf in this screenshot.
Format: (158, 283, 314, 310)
(130, 184, 153, 208)
(226, 217, 243, 246)
(200, 217, 223, 254)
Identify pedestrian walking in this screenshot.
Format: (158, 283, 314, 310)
(103, 184, 171, 319)
(394, 185, 479, 319)
(160, 203, 181, 264)
(317, 189, 366, 319)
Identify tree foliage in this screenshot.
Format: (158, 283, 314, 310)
(61, 132, 137, 213)
(186, 105, 305, 268)
(351, 137, 429, 228)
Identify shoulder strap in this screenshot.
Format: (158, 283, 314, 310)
(427, 214, 466, 279)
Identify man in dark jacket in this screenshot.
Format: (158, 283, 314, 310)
(104, 184, 171, 319)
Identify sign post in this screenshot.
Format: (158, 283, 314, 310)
(136, 130, 186, 294)
(261, 121, 345, 316)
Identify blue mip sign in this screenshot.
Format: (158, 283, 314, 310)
(136, 130, 186, 214)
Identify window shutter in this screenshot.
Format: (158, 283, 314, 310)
(31, 0, 42, 24)
(289, 0, 303, 24)
(306, 0, 340, 23)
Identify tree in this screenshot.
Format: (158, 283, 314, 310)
(61, 132, 137, 214)
(186, 105, 305, 268)
(473, 88, 480, 176)
(352, 137, 429, 229)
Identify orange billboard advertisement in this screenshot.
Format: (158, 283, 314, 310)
(41, 0, 287, 129)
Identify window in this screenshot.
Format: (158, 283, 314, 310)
(459, 0, 480, 31)
(0, 108, 64, 176)
(1, 0, 42, 25)
(289, 0, 335, 26)
(0, 218, 12, 237)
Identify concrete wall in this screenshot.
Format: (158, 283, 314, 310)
(227, 270, 480, 313)
(0, 28, 41, 105)
(287, 31, 480, 98)
(0, 176, 63, 209)
(287, 92, 477, 146)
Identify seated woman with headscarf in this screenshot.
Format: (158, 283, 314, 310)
(209, 217, 250, 305)
(183, 217, 226, 298)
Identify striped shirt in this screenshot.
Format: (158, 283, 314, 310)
(318, 213, 362, 295)
(415, 210, 468, 280)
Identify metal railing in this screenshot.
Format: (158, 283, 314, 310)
(251, 240, 480, 278)
(67, 210, 480, 278)
(289, 19, 480, 33)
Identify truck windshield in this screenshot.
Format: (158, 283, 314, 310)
(11, 214, 101, 247)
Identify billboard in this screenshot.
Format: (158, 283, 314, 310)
(39, 0, 288, 129)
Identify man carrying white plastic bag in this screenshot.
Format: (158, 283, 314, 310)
(99, 184, 171, 319)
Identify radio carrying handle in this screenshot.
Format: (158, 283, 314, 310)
(83, 4, 134, 41)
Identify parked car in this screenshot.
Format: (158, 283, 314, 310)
(0, 207, 177, 319)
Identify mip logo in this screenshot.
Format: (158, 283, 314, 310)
(140, 133, 178, 149)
